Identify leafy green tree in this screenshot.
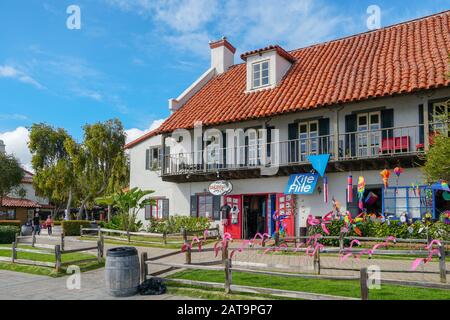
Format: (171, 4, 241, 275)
(95, 188, 154, 233)
(28, 123, 77, 216)
(0, 153, 24, 205)
(423, 135, 450, 182)
(66, 119, 128, 219)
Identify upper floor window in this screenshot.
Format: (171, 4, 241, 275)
(431, 99, 450, 137)
(145, 146, 162, 171)
(252, 60, 269, 89)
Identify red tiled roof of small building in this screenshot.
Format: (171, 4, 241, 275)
(1, 197, 41, 208)
(127, 11, 450, 148)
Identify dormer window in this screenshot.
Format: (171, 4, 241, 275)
(241, 45, 296, 92)
(252, 60, 270, 89)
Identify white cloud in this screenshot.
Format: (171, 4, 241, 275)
(0, 127, 32, 171)
(107, 0, 346, 57)
(125, 118, 166, 144)
(0, 65, 45, 89)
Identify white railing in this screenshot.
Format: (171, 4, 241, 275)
(162, 122, 448, 176)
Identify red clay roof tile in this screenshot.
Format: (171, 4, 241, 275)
(126, 11, 450, 148)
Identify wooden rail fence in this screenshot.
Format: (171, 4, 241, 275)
(140, 236, 449, 300)
(81, 226, 220, 246)
(0, 233, 104, 271)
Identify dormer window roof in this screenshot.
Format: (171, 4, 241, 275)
(241, 45, 296, 63)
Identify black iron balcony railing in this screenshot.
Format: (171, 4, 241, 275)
(160, 122, 448, 177)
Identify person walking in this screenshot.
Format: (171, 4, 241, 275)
(45, 215, 53, 236)
(32, 212, 41, 235)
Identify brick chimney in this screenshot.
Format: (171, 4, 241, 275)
(209, 37, 236, 74)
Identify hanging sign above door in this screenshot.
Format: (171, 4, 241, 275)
(209, 180, 233, 196)
(285, 173, 319, 195)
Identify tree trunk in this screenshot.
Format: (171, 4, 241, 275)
(66, 188, 73, 215)
(77, 197, 89, 220)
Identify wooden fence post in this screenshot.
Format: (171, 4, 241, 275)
(274, 232, 280, 246)
(339, 233, 344, 251)
(163, 232, 167, 246)
(141, 252, 148, 283)
(439, 245, 447, 284)
(97, 239, 102, 263)
(55, 245, 61, 272)
(224, 258, 232, 294)
(60, 232, 65, 252)
(360, 267, 369, 300)
(313, 249, 321, 275)
(32, 233, 36, 247)
(80, 226, 83, 238)
(11, 241, 17, 263)
(100, 234, 104, 258)
(97, 226, 101, 238)
(182, 228, 187, 243)
(222, 241, 229, 263)
(185, 245, 192, 265)
(127, 230, 131, 243)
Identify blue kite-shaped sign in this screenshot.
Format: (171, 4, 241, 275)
(307, 154, 330, 177)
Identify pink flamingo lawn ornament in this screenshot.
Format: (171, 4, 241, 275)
(356, 236, 397, 260)
(213, 232, 233, 257)
(339, 239, 361, 262)
(411, 240, 442, 271)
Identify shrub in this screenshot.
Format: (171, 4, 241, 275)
(100, 215, 143, 232)
(147, 216, 211, 234)
(0, 220, 21, 228)
(307, 218, 449, 242)
(53, 221, 62, 226)
(0, 226, 19, 244)
(62, 220, 91, 236)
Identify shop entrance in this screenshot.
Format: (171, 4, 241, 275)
(243, 195, 267, 240)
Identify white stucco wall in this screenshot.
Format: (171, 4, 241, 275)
(129, 87, 450, 233)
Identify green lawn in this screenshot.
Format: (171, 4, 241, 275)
(0, 244, 104, 277)
(168, 270, 450, 300)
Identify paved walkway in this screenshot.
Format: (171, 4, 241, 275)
(0, 269, 197, 300)
(5, 233, 447, 300)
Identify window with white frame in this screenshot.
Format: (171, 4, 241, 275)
(252, 60, 270, 89)
(298, 121, 319, 161)
(0, 209, 15, 220)
(431, 100, 450, 137)
(145, 147, 162, 171)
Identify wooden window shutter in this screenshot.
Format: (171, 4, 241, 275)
(190, 195, 198, 217)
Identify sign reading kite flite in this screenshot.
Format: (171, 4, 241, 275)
(209, 180, 233, 196)
(285, 173, 319, 195)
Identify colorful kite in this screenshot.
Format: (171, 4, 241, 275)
(357, 176, 366, 210)
(393, 167, 403, 188)
(347, 175, 353, 203)
(380, 169, 390, 191)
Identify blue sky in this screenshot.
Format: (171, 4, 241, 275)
(0, 0, 449, 169)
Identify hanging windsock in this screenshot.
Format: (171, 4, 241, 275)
(347, 175, 353, 203)
(323, 176, 329, 204)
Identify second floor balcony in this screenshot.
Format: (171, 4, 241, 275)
(161, 122, 448, 182)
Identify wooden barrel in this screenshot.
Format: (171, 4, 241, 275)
(105, 247, 140, 297)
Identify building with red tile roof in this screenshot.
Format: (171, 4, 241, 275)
(127, 11, 450, 239)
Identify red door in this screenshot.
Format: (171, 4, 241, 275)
(224, 195, 242, 239)
(275, 194, 296, 238)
